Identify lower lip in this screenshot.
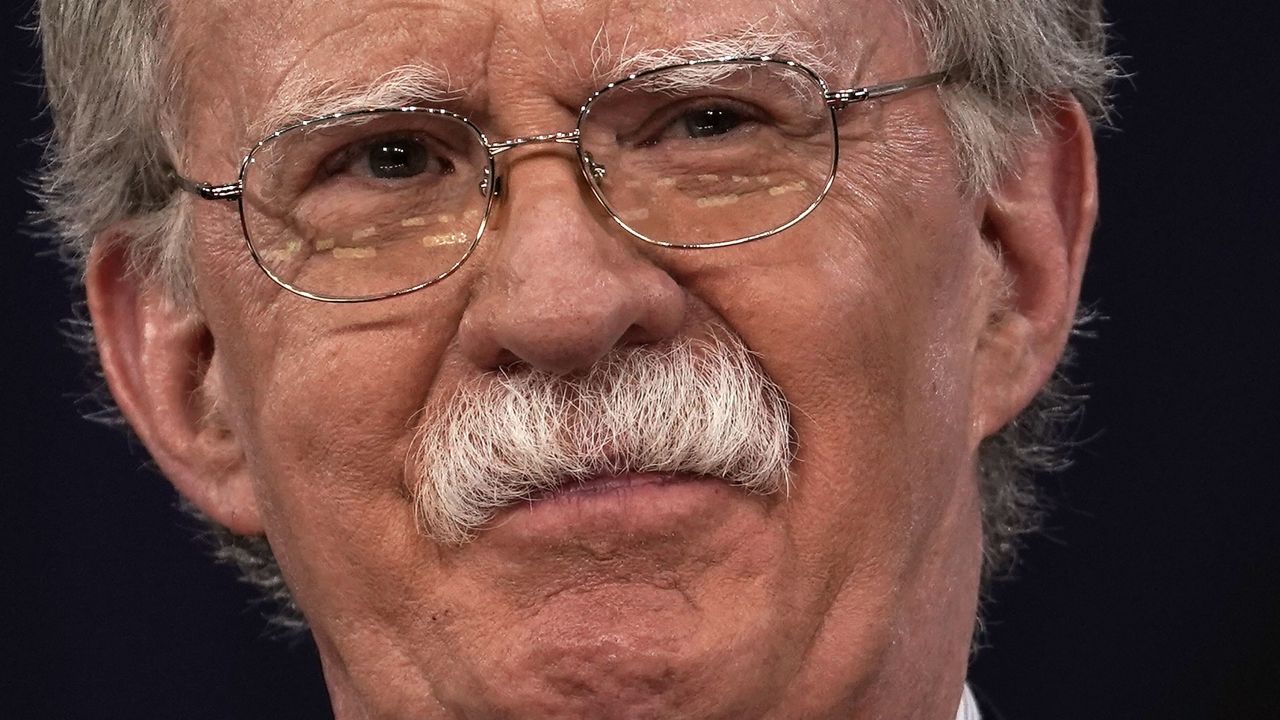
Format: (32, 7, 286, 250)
(485, 473, 737, 541)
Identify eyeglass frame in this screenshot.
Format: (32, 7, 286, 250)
(174, 55, 957, 303)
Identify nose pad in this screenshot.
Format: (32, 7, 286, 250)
(583, 152, 607, 183)
(478, 172, 503, 198)
(482, 159, 595, 197)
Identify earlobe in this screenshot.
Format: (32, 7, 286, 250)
(972, 98, 1098, 440)
(86, 234, 263, 535)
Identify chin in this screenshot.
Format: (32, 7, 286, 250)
(430, 527, 799, 718)
(431, 602, 788, 720)
(317, 495, 817, 720)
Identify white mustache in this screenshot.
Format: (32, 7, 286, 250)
(407, 331, 794, 544)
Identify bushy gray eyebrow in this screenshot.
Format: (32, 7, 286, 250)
(588, 24, 836, 81)
(254, 63, 458, 138)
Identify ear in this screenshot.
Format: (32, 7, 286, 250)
(971, 98, 1098, 440)
(86, 234, 263, 535)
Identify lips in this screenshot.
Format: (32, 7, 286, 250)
(483, 472, 738, 542)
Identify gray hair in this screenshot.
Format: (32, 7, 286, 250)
(35, 0, 1112, 628)
(908, 0, 1115, 189)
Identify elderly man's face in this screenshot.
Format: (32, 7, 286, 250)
(90, 0, 1092, 717)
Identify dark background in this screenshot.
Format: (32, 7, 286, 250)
(4, 2, 1277, 718)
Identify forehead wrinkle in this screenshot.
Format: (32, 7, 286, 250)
(207, 0, 493, 139)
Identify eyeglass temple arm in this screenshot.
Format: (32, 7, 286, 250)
(826, 67, 960, 111)
(172, 172, 242, 202)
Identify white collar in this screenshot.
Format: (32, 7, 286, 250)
(955, 684, 982, 720)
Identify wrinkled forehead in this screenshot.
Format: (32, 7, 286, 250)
(169, 0, 917, 154)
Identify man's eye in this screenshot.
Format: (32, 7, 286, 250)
(366, 138, 445, 178)
(628, 100, 761, 148)
(682, 107, 744, 139)
(321, 135, 455, 182)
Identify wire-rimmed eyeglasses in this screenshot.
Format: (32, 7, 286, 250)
(175, 56, 955, 303)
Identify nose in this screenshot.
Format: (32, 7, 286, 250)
(457, 154, 686, 375)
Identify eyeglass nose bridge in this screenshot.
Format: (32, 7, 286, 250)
(480, 129, 599, 199)
(487, 129, 581, 154)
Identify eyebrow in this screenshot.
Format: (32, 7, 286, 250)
(252, 63, 458, 138)
(588, 24, 838, 82)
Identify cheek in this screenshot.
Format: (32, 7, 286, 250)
(200, 258, 473, 623)
(684, 160, 982, 599)
(243, 311, 454, 503)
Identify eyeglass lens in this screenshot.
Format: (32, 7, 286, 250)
(240, 111, 492, 300)
(580, 60, 835, 246)
(239, 60, 836, 300)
